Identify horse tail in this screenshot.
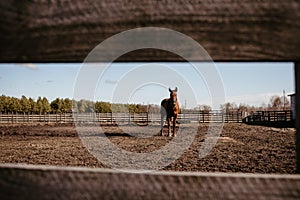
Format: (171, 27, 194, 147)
(160, 98, 168, 115)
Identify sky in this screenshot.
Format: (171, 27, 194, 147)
(0, 62, 294, 109)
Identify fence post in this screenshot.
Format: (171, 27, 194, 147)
(295, 62, 300, 173)
(146, 112, 149, 123)
(111, 112, 113, 124)
(285, 111, 287, 121)
(133, 113, 135, 123)
(129, 112, 131, 124)
(226, 112, 228, 123)
(221, 111, 223, 123)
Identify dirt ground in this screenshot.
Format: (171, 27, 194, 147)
(0, 123, 296, 173)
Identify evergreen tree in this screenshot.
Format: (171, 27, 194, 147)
(28, 97, 37, 113)
(86, 100, 95, 112)
(42, 97, 51, 113)
(36, 97, 44, 113)
(62, 98, 72, 112)
(128, 104, 137, 113)
(50, 98, 62, 113)
(77, 99, 87, 113)
(72, 99, 78, 113)
(20, 95, 30, 113)
(0, 95, 7, 113)
(95, 101, 111, 113)
(77, 99, 95, 113)
(8, 97, 21, 113)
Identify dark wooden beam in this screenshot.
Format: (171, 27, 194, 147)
(1, 164, 300, 199)
(0, 0, 299, 62)
(296, 62, 300, 173)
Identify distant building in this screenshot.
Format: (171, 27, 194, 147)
(288, 93, 296, 121)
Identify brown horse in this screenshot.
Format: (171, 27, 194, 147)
(160, 87, 180, 137)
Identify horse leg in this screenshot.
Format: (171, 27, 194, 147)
(168, 117, 172, 137)
(160, 113, 164, 136)
(173, 116, 177, 137)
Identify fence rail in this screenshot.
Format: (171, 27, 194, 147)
(243, 111, 294, 127)
(0, 111, 293, 125)
(243, 111, 292, 122)
(0, 111, 247, 124)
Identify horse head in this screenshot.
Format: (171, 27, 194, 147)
(169, 87, 178, 108)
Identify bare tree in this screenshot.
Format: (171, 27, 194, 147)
(199, 104, 212, 113)
(220, 102, 237, 112)
(281, 96, 290, 110)
(269, 95, 290, 110)
(270, 95, 281, 110)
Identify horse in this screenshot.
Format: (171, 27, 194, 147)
(160, 87, 180, 137)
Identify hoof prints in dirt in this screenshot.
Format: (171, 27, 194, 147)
(0, 123, 296, 173)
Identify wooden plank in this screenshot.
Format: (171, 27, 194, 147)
(296, 62, 300, 173)
(1, 164, 300, 200)
(0, 0, 299, 62)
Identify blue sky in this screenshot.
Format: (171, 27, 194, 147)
(0, 62, 294, 109)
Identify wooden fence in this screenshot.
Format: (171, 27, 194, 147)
(1, 0, 299, 198)
(243, 111, 294, 127)
(0, 111, 245, 124)
(1, 111, 293, 125)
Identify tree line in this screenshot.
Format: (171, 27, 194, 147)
(0, 95, 150, 114)
(198, 95, 290, 113)
(0, 94, 290, 114)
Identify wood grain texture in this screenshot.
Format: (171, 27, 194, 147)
(0, 0, 299, 62)
(296, 63, 300, 173)
(1, 164, 300, 200)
